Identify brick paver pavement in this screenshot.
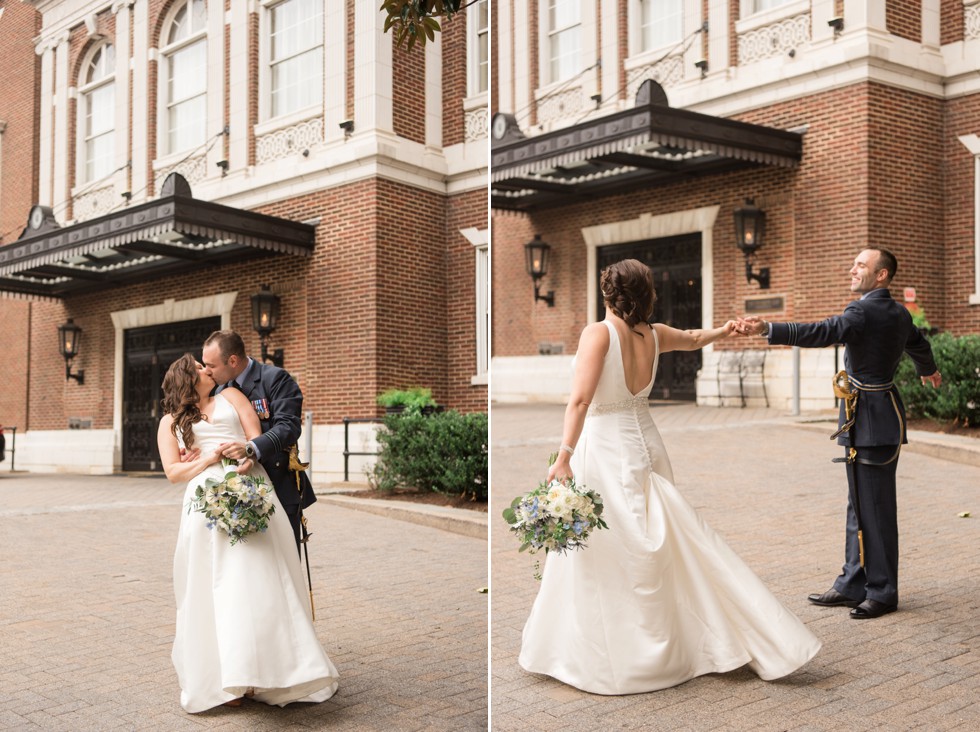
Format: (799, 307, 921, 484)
(491, 403, 980, 731)
(0, 474, 487, 731)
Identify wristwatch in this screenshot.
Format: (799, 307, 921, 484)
(244, 443, 256, 459)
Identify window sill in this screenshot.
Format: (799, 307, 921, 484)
(255, 106, 323, 139)
(736, 0, 810, 34)
(463, 91, 488, 112)
(969, 293, 980, 305)
(470, 373, 488, 386)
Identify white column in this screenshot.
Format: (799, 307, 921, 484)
(922, 0, 941, 49)
(206, 0, 226, 177)
(113, 2, 132, 193)
(683, 0, 703, 81)
(324, 0, 347, 143)
(497, 0, 514, 113)
(513, 0, 530, 124)
(37, 41, 55, 206)
(599, 0, 618, 106)
(845, 0, 887, 34)
(424, 28, 442, 148)
(810, 0, 837, 44)
(131, 0, 149, 199)
(354, 0, 392, 132)
(52, 33, 71, 217)
(707, 0, 730, 75)
(228, 0, 249, 169)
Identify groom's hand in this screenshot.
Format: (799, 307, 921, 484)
(179, 447, 201, 463)
(217, 441, 247, 460)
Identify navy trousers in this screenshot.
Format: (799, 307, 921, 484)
(832, 445, 900, 606)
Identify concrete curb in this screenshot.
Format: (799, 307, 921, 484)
(316, 494, 488, 540)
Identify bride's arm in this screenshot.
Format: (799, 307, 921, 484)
(218, 389, 262, 474)
(548, 323, 609, 483)
(157, 415, 222, 484)
(653, 321, 737, 354)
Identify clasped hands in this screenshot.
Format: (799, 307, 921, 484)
(179, 441, 255, 474)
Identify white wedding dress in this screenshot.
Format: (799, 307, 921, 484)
(519, 321, 821, 695)
(172, 394, 339, 713)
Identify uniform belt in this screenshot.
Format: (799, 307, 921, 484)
(848, 376, 894, 392)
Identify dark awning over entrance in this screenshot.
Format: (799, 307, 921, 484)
(491, 81, 804, 212)
(0, 174, 316, 298)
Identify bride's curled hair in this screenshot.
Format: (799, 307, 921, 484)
(600, 259, 657, 334)
(161, 353, 205, 449)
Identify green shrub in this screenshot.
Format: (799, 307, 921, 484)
(370, 410, 488, 500)
(895, 332, 980, 427)
(376, 386, 438, 413)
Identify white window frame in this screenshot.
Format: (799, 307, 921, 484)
(547, 0, 581, 84)
(639, 0, 683, 54)
(752, 0, 794, 14)
(158, 0, 209, 157)
(467, 0, 489, 97)
(259, 0, 324, 125)
(76, 43, 116, 185)
(462, 227, 490, 384)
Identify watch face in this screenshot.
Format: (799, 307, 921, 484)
(29, 207, 44, 230)
(492, 113, 508, 140)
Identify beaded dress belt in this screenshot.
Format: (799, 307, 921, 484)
(587, 394, 648, 416)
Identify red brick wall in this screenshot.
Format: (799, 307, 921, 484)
(887, 0, 922, 41)
(392, 34, 426, 143)
(944, 91, 980, 336)
(940, 0, 963, 46)
(441, 6, 466, 146)
(446, 189, 489, 413)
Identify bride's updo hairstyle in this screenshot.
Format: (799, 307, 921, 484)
(161, 353, 205, 449)
(600, 258, 657, 336)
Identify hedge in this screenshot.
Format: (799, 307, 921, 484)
(895, 332, 980, 427)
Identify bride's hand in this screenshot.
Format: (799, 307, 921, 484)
(179, 447, 201, 464)
(547, 454, 574, 484)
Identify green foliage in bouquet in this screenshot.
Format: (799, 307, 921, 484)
(895, 331, 980, 427)
(187, 459, 276, 545)
(370, 410, 488, 500)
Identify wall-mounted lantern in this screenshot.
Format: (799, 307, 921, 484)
(58, 318, 85, 384)
(524, 235, 555, 307)
(734, 199, 770, 289)
(250, 284, 284, 367)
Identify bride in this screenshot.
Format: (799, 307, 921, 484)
(158, 353, 339, 712)
(519, 259, 821, 695)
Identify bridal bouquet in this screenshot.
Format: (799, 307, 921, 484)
(188, 459, 276, 545)
(503, 471, 608, 577)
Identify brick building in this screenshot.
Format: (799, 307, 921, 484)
(0, 0, 488, 480)
(491, 0, 980, 409)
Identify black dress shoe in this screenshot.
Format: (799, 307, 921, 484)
(850, 599, 897, 619)
(807, 588, 862, 607)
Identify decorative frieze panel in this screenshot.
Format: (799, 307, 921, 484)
(967, 2, 980, 40)
(627, 55, 684, 100)
(256, 117, 324, 164)
(72, 184, 118, 222)
(536, 85, 588, 128)
(465, 106, 488, 141)
(155, 154, 207, 191)
(738, 13, 810, 65)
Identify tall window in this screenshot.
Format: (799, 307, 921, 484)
(162, 0, 208, 154)
(469, 0, 489, 95)
(80, 44, 115, 183)
(641, 0, 683, 52)
(269, 0, 324, 118)
(548, 0, 580, 83)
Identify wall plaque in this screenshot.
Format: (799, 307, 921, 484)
(744, 296, 784, 313)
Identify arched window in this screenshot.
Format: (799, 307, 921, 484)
(162, 0, 208, 154)
(268, 0, 323, 118)
(79, 44, 115, 183)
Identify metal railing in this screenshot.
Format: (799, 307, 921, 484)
(2, 426, 17, 471)
(342, 417, 383, 481)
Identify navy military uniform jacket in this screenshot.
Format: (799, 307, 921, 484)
(220, 359, 316, 511)
(769, 288, 937, 447)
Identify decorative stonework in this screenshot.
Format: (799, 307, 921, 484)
(627, 54, 684, 100)
(256, 117, 324, 164)
(738, 14, 810, 64)
(536, 85, 588, 128)
(155, 154, 207, 191)
(967, 2, 980, 40)
(72, 184, 118, 222)
(465, 106, 488, 141)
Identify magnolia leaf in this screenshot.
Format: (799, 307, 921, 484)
(476, 586, 488, 594)
(502, 507, 516, 523)
(519, 543, 529, 553)
(957, 511, 971, 518)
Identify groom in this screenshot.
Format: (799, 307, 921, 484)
(738, 248, 941, 619)
(200, 329, 316, 553)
